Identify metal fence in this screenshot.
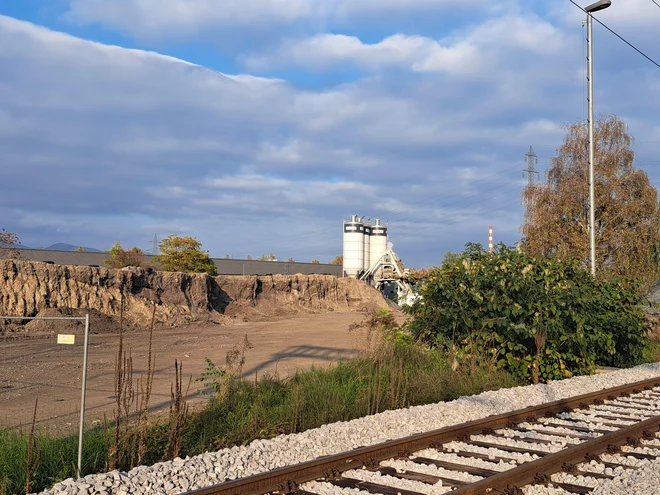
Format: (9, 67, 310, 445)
(1, 315, 89, 476)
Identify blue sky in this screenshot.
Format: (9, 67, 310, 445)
(0, 0, 659, 267)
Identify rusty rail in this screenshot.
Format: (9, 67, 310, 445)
(186, 376, 660, 495)
(451, 414, 660, 494)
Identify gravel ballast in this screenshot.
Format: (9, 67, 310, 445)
(36, 363, 660, 495)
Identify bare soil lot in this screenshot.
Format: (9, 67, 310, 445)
(1, 312, 389, 433)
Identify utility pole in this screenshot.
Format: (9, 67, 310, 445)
(522, 145, 539, 187)
(587, 11, 596, 277)
(585, 0, 612, 277)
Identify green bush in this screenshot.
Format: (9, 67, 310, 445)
(155, 234, 217, 276)
(405, 243, 648, 383)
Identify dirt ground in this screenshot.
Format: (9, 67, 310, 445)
(0, 311, 398, 434)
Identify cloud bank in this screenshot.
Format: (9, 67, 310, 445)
(1, 1, 659, 266)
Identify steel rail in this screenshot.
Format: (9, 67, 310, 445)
(450, 414, 660, 494)
(185, 376, 660, 495)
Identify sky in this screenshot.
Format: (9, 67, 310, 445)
(0, 0, 659, 267)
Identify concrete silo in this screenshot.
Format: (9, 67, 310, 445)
(342, 215, 364, 277)
(369, 219, 387, 268)
(363, 222, 371, 272)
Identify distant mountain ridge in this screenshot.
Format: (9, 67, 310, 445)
(44, 243, 102, 253)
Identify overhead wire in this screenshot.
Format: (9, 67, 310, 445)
(568, 0, 660, 69)
(399, 3, 660, 240)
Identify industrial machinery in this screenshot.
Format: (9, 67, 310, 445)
(342, 215, 416, 306)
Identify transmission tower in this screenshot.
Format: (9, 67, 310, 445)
(522, 145, 539, 186)
(151, 233, 159, 255)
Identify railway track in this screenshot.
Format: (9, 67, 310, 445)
(186, 376, 660, 495)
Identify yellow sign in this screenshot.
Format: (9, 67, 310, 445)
(57, 334, 76, 345)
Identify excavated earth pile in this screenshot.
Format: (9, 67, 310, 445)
(0, 259, 388, 330)
(216, 275, 389, 320)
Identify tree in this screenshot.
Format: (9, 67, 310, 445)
(329, 255, 343, 265)
(287, 257, 295, 262)
(257, 253, 277, 261)
(75, 246, 88, 252)
(522, 116, 660, 290)
(405, 243, 648, 383)
(105, 242, 149, 269)
(311, 259, 320, 264)
(156, 234, 217, 276)
(441, 251, 461, 266)
(0, 228, 20, 259)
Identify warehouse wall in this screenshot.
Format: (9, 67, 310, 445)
(3, 249, 343, 276)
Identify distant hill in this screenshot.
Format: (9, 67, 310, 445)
(45, 243, 102, 253)
(4, 243, 30, 249)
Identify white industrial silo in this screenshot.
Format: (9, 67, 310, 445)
(363, 222, 371, 272)
(343, 215, 364, 277)
(369, 219, 388, 267)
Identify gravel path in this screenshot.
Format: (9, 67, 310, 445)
(36, 362, 660, 495)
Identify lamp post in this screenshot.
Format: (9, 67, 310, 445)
(585, 0, 611, 277)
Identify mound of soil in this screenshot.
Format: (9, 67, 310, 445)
(24, 308, 121, 334)
(1, 308, 121, 335)
(218, 275, 388, 322)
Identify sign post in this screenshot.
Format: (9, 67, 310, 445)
(0, 314, 90, 477)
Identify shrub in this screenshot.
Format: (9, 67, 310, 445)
(155, 235, 217, 276)
(105, 242, 149, 269)
(405, 243, 648, 383)
(0, 228, 20, 259)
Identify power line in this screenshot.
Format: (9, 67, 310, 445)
(569, 0, 660, 69)
(651, 0, 660, 10)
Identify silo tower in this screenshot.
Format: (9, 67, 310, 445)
(343, 215, 365, 277)
(369, 219, 388, 267)
(363, 222, 371, 272)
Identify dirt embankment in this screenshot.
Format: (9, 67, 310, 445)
(0, 259, 388, 330)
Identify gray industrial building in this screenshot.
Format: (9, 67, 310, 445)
(2, 249, 342, 277)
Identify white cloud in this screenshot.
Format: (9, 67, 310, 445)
(1, 13, 658, 265)
(63, 0, 503, 39)
(331, 0, 506, 17)
(206, 174, 291, 191)
(243, 33, 482, 75)
(64, 0, 314, 37)
(201, 173, 372, 207)
(242, 15, 566, 75)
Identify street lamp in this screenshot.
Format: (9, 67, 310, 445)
(585, 0, 611, 277)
